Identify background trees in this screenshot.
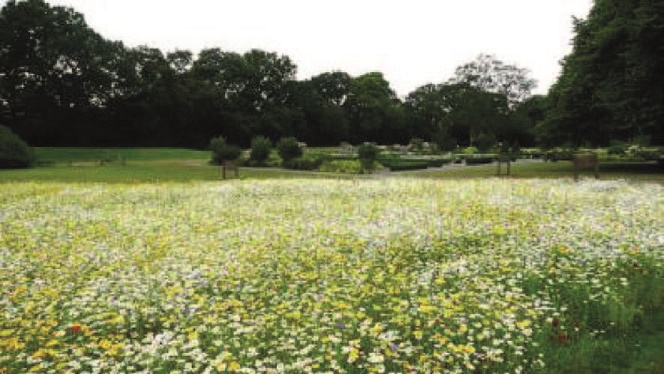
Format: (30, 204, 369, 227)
(542, 0, 664, 146)
(1, 0, 660, 149)
(451, 53, 536, 108)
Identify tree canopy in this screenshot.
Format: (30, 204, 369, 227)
(1, 0, 659, 149)
(542, 0, 664, 146)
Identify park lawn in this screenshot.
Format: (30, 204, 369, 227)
(34, 147, 211, 163)
(1, 148, 661, 183)
(0, 161, 342, 183)
(405, 160, 664, 183)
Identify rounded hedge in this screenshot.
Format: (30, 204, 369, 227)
(276, 137, 303, 163)
(0, 125, 35, 169)
(249, 136, 272, 165)
(209, 136, 242, 165)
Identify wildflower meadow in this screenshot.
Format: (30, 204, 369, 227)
(1, 179, 662, 373)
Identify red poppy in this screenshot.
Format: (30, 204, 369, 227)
(68, 324, 82, 334)
(557, 332, 569, 344)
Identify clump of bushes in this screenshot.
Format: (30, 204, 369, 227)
(474, 133, 497, 152)
(319, 159, 381, 174)
(409, 137, 425, 154)
(282, 156, 322, 171)
(463, 146, 479, 155)
(209, 136, 242, 165)
(277, 136, 303, 164)
(0, 125, 35, 169)
(465, 156, 495, 165)
(357, 142, 379, 172)
(249, 136, 272, 166)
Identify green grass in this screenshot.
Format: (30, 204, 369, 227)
(405, 160, 664, 183)
(34, 147, 211, 163)
(0, 161, 345, 183)
(541, 310, 664, 373)
(1, 148, 661, 183)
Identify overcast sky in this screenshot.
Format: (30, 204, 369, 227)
(39, 0, 593, 97)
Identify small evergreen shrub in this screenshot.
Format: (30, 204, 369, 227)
(475, 133, 497, 152)
(282, 156, 322, 171)
(463, 146, 479, 155)
(319, 159, 364, 174)
(608, 141, 627, 157)
(0, 125, 35, 169)
(465, 157, 495, 165)
(209, 136, 242, 165)
(409, 137, 425, 154)
(358, 142, 379, 172)
(249, 136, 272, 165)
(277, 136, 303, 163)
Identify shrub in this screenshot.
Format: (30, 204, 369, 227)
(249, 136, 272, 165)
(319, 159, 364, 174)
(282, 156, 322, 171)
(277, 136, 303, 163)
(209, 136, 242, 165)
(475, 133, 497, 152)
(357, 142, 379, 172)
(463, 146, 479, 155)
(465, 156, 495, 165)
(608, 141, 627, 156)
(0, 125, 35, 169)
(388, 161, 430, 171)
(409, 137, 425, 154)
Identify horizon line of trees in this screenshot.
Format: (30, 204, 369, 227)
(1, 0, 662, 151)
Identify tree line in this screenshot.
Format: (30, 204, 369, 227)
(1, 0, 661, 150)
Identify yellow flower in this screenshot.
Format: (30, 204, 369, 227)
(2, 337, 25, 351)
(457, 345, 476, 354)
(371, 323, 383, 336)
(418, 304, 436, 314)
(348, 347, 360, 363)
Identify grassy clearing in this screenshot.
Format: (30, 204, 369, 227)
(405, 160, 664, 183)
(34, 147, 211, 163)
(0, 161, 341, 184)
(1, 147, 660, 184)
(1, 179, 662, 373)
(3, 148, 347, 183)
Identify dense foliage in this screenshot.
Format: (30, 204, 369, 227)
(209, 136, 241, 165)
(276, 136, 303, 163)
(357, 142, 380, 171)
(0, 0, 542, 150)
(249, 136, 272, 166)
(0, 0, 661, 150)
(541, 0, 664, 146)
(0, 124, 34, 168)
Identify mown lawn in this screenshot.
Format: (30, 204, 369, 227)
(34, 147, 211, 163)
(402, 160, 664, 183)
(1, 148, 661, 184)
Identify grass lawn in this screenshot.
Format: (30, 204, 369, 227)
(1, 148, 661, 184)
(403, 160, 664, 183)
(2, 148, 346, 183)
(34, 147, 211, 163)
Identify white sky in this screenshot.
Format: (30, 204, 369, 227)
(38, 0, 592, 97)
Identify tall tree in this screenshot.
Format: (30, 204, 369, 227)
(451, 54, 536, 107)
(345, 72, 405, 144)
(0, 0, 125, 144)
(543, 0, 664, 146)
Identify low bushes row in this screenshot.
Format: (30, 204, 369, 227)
(464, 156, 496, 165)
